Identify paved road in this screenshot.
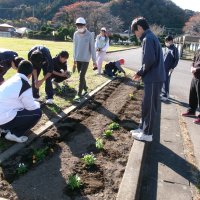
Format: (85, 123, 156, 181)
(106, 48, 200, 199)
(106, 48, 192, 102)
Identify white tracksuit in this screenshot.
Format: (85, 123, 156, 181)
(95, 36, 109, 74)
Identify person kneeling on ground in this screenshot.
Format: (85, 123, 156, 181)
(103, 59, 126, 77)
(0, 49, 24, 85)
(51, 51, 71, 89)
(0, 60, 42, 143)
(182, 48, 200, 125)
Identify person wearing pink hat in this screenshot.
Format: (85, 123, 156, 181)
(95, 27, 110, 75)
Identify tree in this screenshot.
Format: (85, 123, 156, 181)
(183, 13, 200, 36)
(150, 24, 165, 36)
(53, 1, 123, 35)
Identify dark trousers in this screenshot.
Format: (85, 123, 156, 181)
(0, 109, 42, 137)
(104, 66, 117, 77)
(139, 82, 163, 135)
(162, 69, 172, 97)
(32, 65, 54, 99)
(77, 61, 89, 96)
(51, 75, 67, 83)
(188, 77, 200, 116)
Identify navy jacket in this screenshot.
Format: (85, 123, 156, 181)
(28, 46, 53, 73)
(164, 44, 179, 71)
(137, 30, 165, 83)
(0, 50, 18, 82)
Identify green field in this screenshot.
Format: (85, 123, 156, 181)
(0, 37, 132, 111)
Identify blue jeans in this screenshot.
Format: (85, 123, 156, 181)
(0, 109, 42, 137)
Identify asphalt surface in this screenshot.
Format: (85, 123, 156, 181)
(106, 48, 200, 199)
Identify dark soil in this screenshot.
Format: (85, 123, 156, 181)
(0, 78, 143, 200)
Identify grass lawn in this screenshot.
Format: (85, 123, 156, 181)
(0, 37, 135, 151)
(0, 37, 133, 111)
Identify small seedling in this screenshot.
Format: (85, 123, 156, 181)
(129, 93, 134, 100)
(81, 153, 96, 166)
(67, 174, 82, 190)
(95, 138, 104, 150)
(17, 163, 28, 175)
(108, 122, 120, 130)
(32, 146, 49, 163)
(103, 129, 113, 137)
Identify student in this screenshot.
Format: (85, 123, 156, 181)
(51, 51, 71, 89)
(73, 17, 97, 102)
(103, 59, 126, 77)
(95, 27, 109, 75)
(0, 60, 42, 143)
(161, 35, 179, 101)
(182, 48, 200, 125)
(131, 17, 165, 142)
(0, 49, 24, 85)
(28, 45, 54, 104)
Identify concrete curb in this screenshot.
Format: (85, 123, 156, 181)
(0, 79, 113, 164)
(107, 47, 137, 54)
(117, 140, 147, 200)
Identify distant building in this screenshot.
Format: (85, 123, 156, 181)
(0, 23, 16, 37)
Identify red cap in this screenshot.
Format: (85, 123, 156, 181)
(119, 59, 125, 65)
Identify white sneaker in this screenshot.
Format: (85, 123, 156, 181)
(132, 132, 153, 142)
(160, 96, 168, 101)
(130, 128, 143, 135)
(0, 128, 9, 137)
(5, 131, 28, 143)
(46, 99, 54, 104)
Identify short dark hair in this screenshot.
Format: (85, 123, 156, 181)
(13, 57, 24, 68)
(131, 17, 149, 32)
(18, 60, 33, 76)
(59, 51, 69, 59)
(30, 50, 43, 66)
(165, 35, 173, 42)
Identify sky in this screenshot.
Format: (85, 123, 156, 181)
(171, 0, 200, 12)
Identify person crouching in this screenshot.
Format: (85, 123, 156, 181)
(0, 60, 42, 143)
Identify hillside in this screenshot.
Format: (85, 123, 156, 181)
(0, 0, 194, 29)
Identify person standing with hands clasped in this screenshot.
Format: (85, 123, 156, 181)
(73, 17, 97, 103)
(161, 35, 179, 101)
(95, 27, 109, 75)
(130, 17, 165, 142)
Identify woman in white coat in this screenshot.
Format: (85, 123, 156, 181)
(95, 27, 109, 75)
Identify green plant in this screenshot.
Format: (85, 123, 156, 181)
(108, 122, 120, 130)
(81, 153, 96, 166)
(103, 129, 113, 137)
(67, 174, 82, 190)
(95, 138, 104, 150)
(17, 163, 28, 175)
(129, 93, 134, 100)
(32, 146, 49, 163)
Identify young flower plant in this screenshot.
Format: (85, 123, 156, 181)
(108, 122, 120, 130)
(32, 146, 49, 163)
(95, 138, 104, 150)
(103, 129, 113, 137)
(17, 163, 28, 175)
(129, 93, 134, 100)
(81, 153, 96, 167)
(67, 174, 82, 190)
